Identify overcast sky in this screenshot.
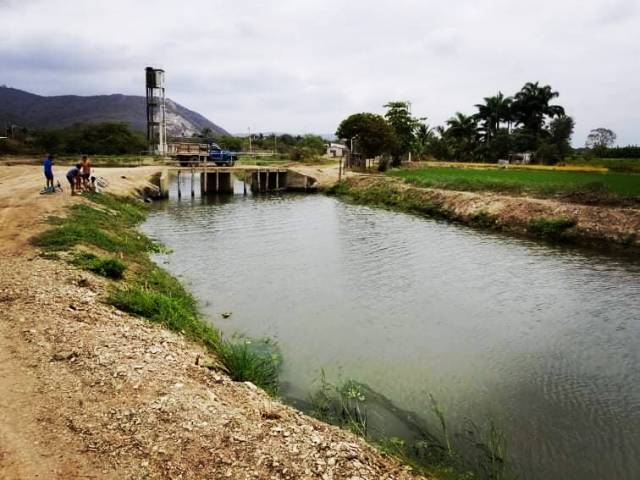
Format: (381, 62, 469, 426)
(1, 0, 638, 144)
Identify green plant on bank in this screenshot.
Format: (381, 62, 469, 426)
(527, 217, 576, 241)
(469, 211, 498, 228)
(308, 374, 514, 480)
(71, 251, 126, 279)
(33, 192, 280, 394)
(308, 371, 368, 437)
(327, 181, 448, 218)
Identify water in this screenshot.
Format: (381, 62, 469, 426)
(143, 178, 640, 480)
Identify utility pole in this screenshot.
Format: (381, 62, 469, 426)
(407, 100, 412, 163)
(248, 127, 252, 155)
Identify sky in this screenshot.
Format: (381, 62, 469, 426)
(1, 0, 639, 145)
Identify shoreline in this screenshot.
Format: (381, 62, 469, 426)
(329, 175, 640, 253)
(0, 165, 423, 479)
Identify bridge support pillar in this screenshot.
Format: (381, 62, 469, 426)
(201, 171, 233, 194)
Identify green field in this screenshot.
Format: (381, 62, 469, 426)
(389, 166, 640, 199)
(563, 157, 640, 173)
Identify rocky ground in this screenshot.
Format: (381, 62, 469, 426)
(0, 165, 422, 479)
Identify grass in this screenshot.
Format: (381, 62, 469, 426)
(33, 192, 280, 394)
(308, 374, 514, 480)
(563, 157, 640, 173)
(527, 217, 576, 241)
(328, 181, 448, 218)
(389, 166, 640, 200)
(55, 154, 163, 167)
(71, 251, 126, 279)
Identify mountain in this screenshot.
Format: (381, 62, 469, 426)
(0, 86, 229, 137)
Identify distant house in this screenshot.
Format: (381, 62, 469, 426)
(325, 142, 349, 158)
(499, 152, 533, 165)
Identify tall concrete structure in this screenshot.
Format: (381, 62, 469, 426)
(145, 67, 167, 155)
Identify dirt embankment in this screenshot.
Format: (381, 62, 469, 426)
(340, 176, 640, 251)
(0, 165, 422, 480)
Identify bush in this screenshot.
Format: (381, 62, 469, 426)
(594, 146, 640, 159)
(72, 252, 126, 279)
(31, 122, 148, 155)
(527, 217, 576, 241)
(218, 340, 281, 395)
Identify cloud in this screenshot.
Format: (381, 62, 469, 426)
(0, 0, 639, 144)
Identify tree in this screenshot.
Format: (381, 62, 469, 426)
(383, 101, 425, 165)
(336, 113, 398, 159)
(539, 115, 575, 164)
(512, 82, 565, 135)
(445, 113, 478, 161)
(585, 128, 616, 149)
(474, 92, 513, 141)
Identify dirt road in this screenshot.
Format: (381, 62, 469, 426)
(0, 165, 421, 480)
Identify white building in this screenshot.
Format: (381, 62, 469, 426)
(325, 143, 349, 158)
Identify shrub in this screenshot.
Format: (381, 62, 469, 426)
(594, 146, 640, 159)
(218, 340, 281, 395)
(527, 217, 576, 241)
(72, 252, 126, 279)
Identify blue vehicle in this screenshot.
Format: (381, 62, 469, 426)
(208, 143, 237, 166)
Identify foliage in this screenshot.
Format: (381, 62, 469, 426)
(474, 92, 513, 142)
(547, 116, 575, 164)
(527, 217, 577, 241)
(592, 145, 640, 159)
(71, 251, 126, 279)
(445, 113, 479, 161)
(383, 101, 427, 165)
(336, 113, 399, 159)
(31, 122, 148, 155)
(511, 82, 565, 135)
(308, 374, 514, 480)
(585, 128, 616, 149)
(414, 82, 571, 164)
(217, 340, 281, 395)
(214, 135, 244, 151)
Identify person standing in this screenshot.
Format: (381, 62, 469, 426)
(43, 154, 54, 192)
(80, 155, 92, 190)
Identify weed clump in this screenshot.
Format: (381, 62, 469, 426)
(469, 211, 497, 228)
(308, 374, 513, 480)
(72, 252, 126, 279)
(527, 217, 576, 241)
(218, 340, 281, 395)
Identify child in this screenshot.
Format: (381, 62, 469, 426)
(43, 154, 54, 192)
(80, 155, 92, 190)
(66, 164, 81, 195)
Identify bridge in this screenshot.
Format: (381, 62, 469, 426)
(169, 164, 317, 198)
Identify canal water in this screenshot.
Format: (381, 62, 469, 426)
(142, 178, 640, 480)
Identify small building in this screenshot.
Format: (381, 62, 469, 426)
(501, 152, 533, 165)
(325, 143, 349, 158)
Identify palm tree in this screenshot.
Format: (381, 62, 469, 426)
(446, 112, 477, 138)
(512, 82, 565, 134)
(445, 113, 478, 161)
(474, 92, 513, 141)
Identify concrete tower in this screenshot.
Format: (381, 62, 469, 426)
(145, 67, 167, 155)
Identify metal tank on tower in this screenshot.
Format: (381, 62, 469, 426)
(145, 66, 167, 155)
